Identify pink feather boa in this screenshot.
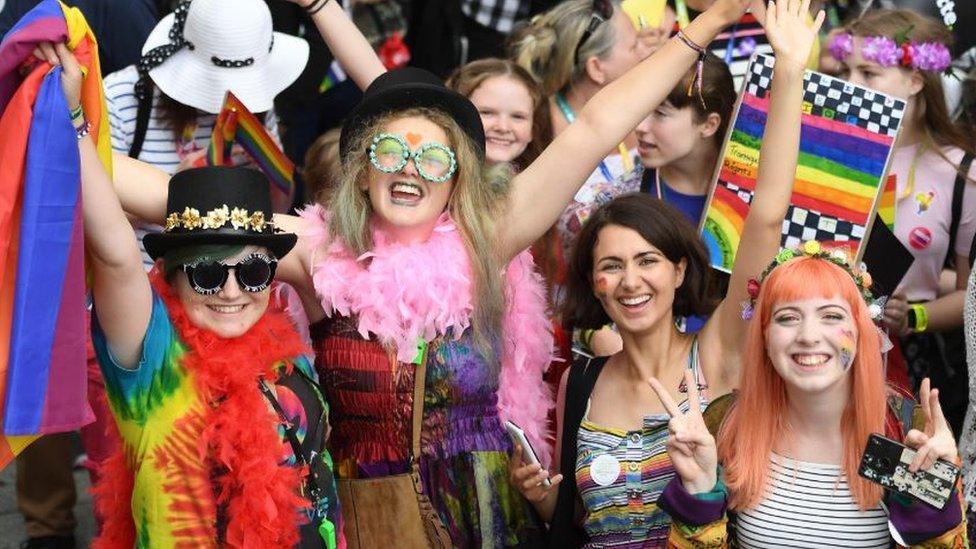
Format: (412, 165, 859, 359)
(298, 205, 555, 465)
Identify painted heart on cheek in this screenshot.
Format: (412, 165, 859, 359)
(594, 275, 609, 297)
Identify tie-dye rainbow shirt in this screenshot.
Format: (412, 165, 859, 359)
(92, 292, 341, 547)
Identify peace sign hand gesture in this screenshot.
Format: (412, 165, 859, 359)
(904, 378, 958, 473)
(648, 370, 718, 494)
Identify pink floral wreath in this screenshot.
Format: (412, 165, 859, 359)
(829, 32, 952, 73)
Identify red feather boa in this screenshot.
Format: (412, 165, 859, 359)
(93, 271, 311, 548)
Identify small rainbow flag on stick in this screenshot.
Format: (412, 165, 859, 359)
(207, 91, 294, 212)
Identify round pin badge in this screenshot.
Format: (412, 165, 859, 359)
(908, 226, 932, 250)
(590, 453, 621, 486)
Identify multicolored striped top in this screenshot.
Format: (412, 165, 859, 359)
(575, 344, 707, 548)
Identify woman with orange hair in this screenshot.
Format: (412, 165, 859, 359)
(649, 250, 968, 547)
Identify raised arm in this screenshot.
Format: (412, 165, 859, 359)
(702, 0, 825, 382)
(42, 43, 151, 369)
(499, 0, 752, 259)
(288, 0, 386, 90)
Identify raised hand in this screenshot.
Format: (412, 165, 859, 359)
(706, 0, 755, 26)
(648, 370, 718, 494)
(509, 443, 563, 505)
(764, 0, 825, 72)
(904, 378, 958, 472)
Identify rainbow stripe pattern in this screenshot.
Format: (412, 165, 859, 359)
(0, 0, 111, 468)
(207, 91, 294, 212)
(702, 55, 905, 272)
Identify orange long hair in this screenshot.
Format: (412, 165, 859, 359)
(716, 257, 887, 511)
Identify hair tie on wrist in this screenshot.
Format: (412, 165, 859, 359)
(675, 30, 708, 110)
(304, 0, 329, 15)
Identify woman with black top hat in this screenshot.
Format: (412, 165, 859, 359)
(113, 0, 753, 544)
(37, 42, 343, 548)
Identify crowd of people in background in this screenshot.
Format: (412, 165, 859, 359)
(0, 0, 974, 547)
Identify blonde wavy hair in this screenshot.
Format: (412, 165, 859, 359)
(329, 107, 513, 351)
(509, 0, 621, 96)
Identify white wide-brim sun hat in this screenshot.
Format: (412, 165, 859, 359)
(142, 0, 309, 114)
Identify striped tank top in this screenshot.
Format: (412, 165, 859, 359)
(575, 341, 708, 548)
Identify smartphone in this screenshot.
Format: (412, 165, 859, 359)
(505, 420, 551, 488)
(858, 433, 959, 509)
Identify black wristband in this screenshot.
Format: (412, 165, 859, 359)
(305, 0, 329, 15)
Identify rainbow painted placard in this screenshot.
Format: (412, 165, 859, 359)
(701, 54, 905, 272)
(207, 91, 294, 212)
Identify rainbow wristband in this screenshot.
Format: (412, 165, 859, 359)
(910, 304, 929, 333)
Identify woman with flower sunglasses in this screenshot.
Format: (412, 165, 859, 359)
(111, 0, 754, 544)
(37, 40, 344, 548)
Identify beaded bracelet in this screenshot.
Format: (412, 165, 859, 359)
(675, 30, 708, 110)
(305, 0, 329, 15)
(75, 119, 92, 140)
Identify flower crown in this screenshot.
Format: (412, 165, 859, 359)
(828, 29, 952, 73)
(741, 241, 885, 322)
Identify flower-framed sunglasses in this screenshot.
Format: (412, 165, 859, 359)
(573, 0, 614, 64)
(181, 253, 278, 295)
(368, 133, 458, 183)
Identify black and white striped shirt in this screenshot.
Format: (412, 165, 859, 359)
(733, 455, 890, 549)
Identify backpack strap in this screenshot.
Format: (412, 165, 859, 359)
(128, 85, 153, 159)
(547, 355, 607, 548)
(946, 153, 973, 268)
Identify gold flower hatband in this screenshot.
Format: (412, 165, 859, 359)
(164, 205, 269, 233)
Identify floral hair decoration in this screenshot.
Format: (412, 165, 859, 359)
(828, 29, 952, 73)
(741, 241, 887, 325)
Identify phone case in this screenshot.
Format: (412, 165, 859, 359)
(858, 433, 958, 509)
(505, 421, 551, 488)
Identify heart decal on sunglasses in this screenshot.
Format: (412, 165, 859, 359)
(405, 132, 423, 147)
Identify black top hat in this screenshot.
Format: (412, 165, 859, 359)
(143, 166, 297, 260)
(339, 67, 485, 160)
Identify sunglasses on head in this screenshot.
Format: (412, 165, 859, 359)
(573, 0, 614, 64)
(368, 133, 458, 183)
(181, 253, 278, 295)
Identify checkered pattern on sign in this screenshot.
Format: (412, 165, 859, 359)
(743, 54, 906, 137)
(780, 206, 865, 249)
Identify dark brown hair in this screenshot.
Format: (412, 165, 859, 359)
(157, 91, 200, 141)
(562, 193, 713, 329)
(447, 58, 553, 169)
(664, 52, 736, 147)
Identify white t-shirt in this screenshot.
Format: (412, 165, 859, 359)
(889, 144, 976, 302)
(734, 454, 890, 548)
(104, 65, 281, 268)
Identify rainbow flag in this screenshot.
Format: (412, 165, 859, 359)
(207, 91, 294, 213)
(0, 0, 110, 469)
(876, 174, 897, 229)
(702, 55, 905, 272)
